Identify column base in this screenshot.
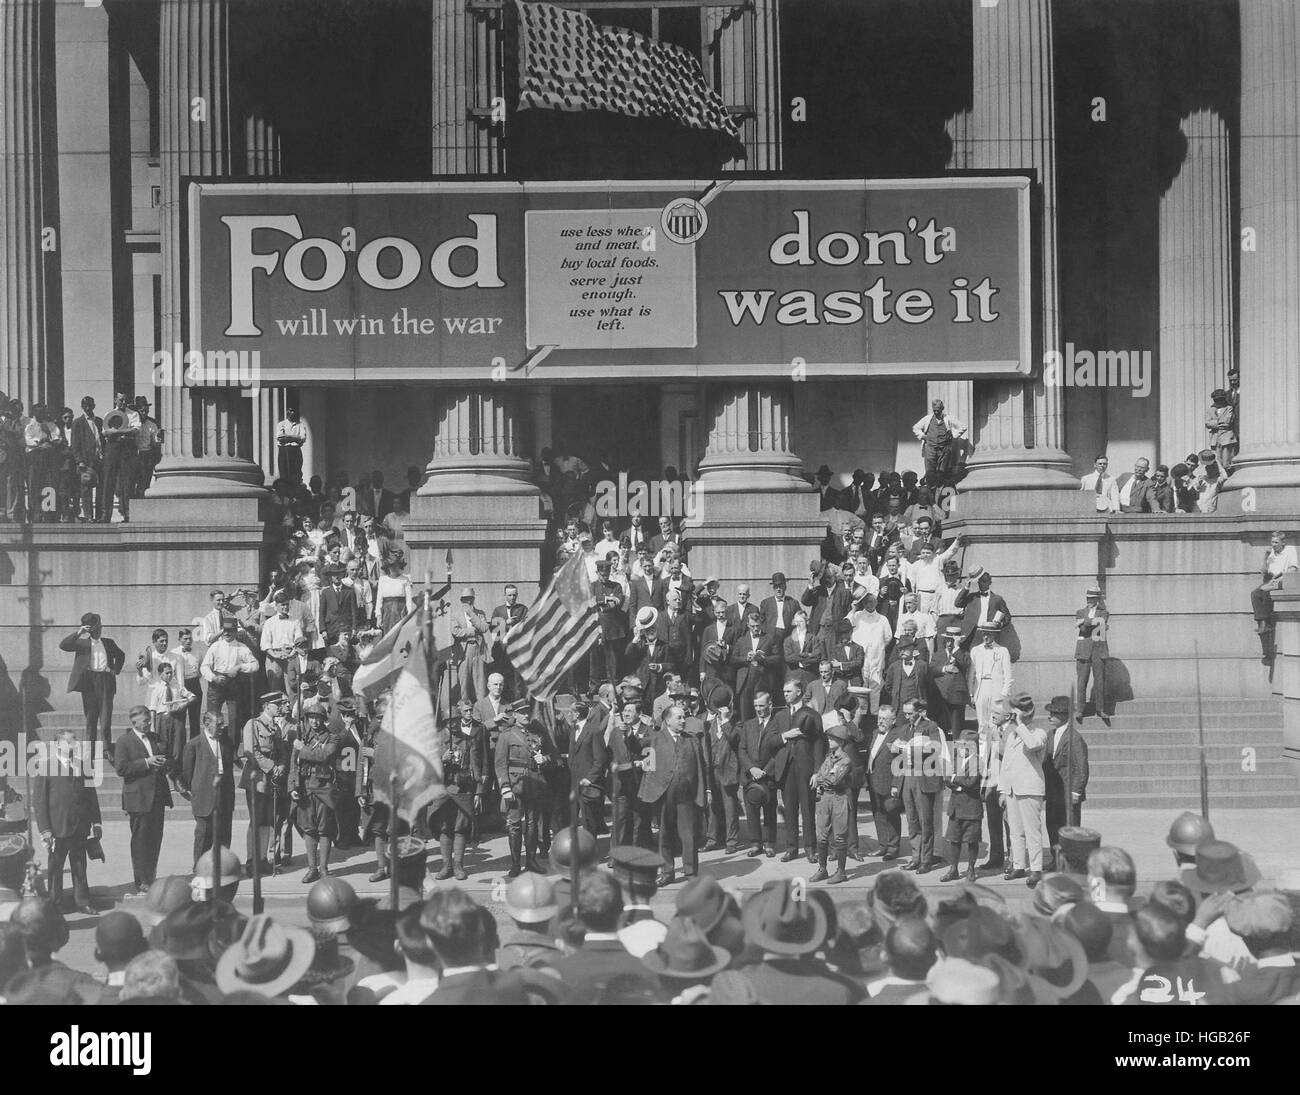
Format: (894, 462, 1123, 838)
(417, 458, 539, 498)
(1221, 446, 1300, 510)
(695, 451, 813, 493)
(144, 455, 269, 498)
(960, 449, 1078, 493)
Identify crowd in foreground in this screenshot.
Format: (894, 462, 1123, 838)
(0, 807, 1296, 1006)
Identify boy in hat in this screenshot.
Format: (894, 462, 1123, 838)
(809, 723, 853, 884)
(940, 728, 983, 882)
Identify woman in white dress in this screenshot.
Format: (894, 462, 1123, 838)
(376, 551, 415, 632)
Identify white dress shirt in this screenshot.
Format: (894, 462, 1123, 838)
(88, 637, 109, 672)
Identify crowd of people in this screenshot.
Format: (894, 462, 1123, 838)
(1, 808, 1296, 1006)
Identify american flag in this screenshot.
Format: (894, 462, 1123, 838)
(506, 550, 601, 699)
(513, 0, 741, 144)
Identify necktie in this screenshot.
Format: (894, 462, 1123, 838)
(1094, 475, 1104, 496)
(166, 684, 174, 705)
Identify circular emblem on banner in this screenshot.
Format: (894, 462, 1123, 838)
(661, 197, 708, 245)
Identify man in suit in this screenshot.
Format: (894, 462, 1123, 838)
(864, 513, 898, 573)
(698, 597, 736, 699)
(928, 625, 971, 737)
(659, 589, 694, 681)
(451, 587, 491, 706)
(957, 569, 1012, 646)
(1116, 457, 1155, 513)
(805, 659, 847, 714)
(1075, 585, 1110, 722)
(802, 563, 853, 647)
(489, 586, 527, 698)
(358, 469, 396, 521)
(826, 616, 865, 687)
(627, 547, 666, 619)
(760, 572, 801, 689)
(114, 704, 173, 893)
(180, 711, 237, 869)
(637, 704, 707, 885)
(591, 560, 628, 688)
(724, 583, 762, 634)
(866, 704, 905, 859)
(319, 563, 361, 645)
(773, 679, 825, 864)
(548, 870, 662, 1004)
(1042, 695, 1089, 854)
(568, 694, 610, 835)
(69, 396, 103, 522)
(895, 698, 945, 873)
(882, 639, 927, 712)
(627, 607, 670, 712)
(701, 691, 741, 853)
(33, 729, 102, 914)
(647, 515, 684, 560)
(738, 691, 783, 857)
(783, 608, 823, 691)
(728, 613, 777, 722)
(59, 611, 126, 759)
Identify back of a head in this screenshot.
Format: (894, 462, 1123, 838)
(576, 869, 624, 935)
(95, 911, 148, 969)
(1133, 903, 1185, 964)
(869, 871, 927, 928)
(1060, 903, 1114, 963)
(885, 916, 938, 982)
(1087, 846, 1136, 898)
(395, 903, 438, 970)
(120, 950, 181, 1003)
(420, 888, 495, 968)
(0, 922, 30, 996)
(11, 896, 69, 960)
(1147, 880, 1197, 927)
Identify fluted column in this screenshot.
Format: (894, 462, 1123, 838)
(1227, 0, 1300, 497)
(1, 0, 50, 408)
(1158, 109, 1234, 467)
(148, 0, 264, 500)
(932, 108, 974, 443)
(962, 0, 1075, 492)
(431, 0, 505, 175)
(705, 0, 781, 172)
(696, 384, 809, 491)
(420, 389, 538, 497)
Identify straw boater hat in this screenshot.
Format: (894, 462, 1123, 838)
(635, 606, 659, 630)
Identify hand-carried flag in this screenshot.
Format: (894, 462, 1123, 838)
(371, 630, 446, 822)
(507, 551, 601, 699)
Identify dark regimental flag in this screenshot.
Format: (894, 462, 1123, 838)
(513, 0, 741, 146)
(507, 550, 600, 699)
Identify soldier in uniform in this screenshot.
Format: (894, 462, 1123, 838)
(495, 698, 559, 877)
(334, 698, 364, 848)
(429, 697, 487, 881)
(240, 691, 292, 875)
(290, 700, 344, 884)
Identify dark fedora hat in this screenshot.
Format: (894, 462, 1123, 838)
(740, 879, 828, 956)
(1045, 696, 1071, 719)
(1056, 826, 1101, 875)
(674, 874, 730, 934)
(743, 781, 770, 807)
(642, 918, 730, 980)
(1181, 840, 1262, 895)
(150, 902, 221, 961)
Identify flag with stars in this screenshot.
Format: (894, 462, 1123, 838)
(506, 550, 600, 699)
(513, 0, 742, 150)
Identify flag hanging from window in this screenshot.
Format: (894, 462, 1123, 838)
(513, 0, 742, 149)
(506, 550, 601, 699)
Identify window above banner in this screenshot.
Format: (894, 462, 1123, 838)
(188, 178, 1032, 383)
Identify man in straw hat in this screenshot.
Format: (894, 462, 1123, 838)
(995, 693, 1047, 886)
(216, 914, 316, 1000)
(641, 917, 730, 999)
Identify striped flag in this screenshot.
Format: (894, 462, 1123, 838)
(506, 551, 600, 699)
(514, 0, 741, 146)
(372, 630, 447, 822)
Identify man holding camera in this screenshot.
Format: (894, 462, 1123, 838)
(200, 616, 259, 732)
(114, 704, 173, 894)
(729, 612, 777, 723)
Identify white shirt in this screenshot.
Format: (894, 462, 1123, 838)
(200, 638, 258, 681)
(1265, 545, 1300, 579)
(170, 645, 201, 680)
(88, 637, 109, 673)
(1079, 471, 1120, 513)
(260, 614, 306, 654)
(276, 418, 307, 444)
(912, 413, 966, 440)
(206, 732, 224, 775)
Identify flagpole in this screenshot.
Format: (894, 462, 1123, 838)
(568, 697, 580, 917)
(251, 778, 264, 915)
(389, 770, 400, 913)
(1194, 641, 1209, 820)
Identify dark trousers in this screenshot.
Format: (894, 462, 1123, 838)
(102, 441, 137, 520)
(191, 802, 234, 868)
(128, 799, 166, 887)
(656, 783, 699, 876)
(588, 641, 619, 687)
(278, 443, 303, 482)
(782, 765, 816, 852)
(77, 460, 101, 521)
(134, 449, 159, 497)
(708, 779, 740, 848)
(745, 784, 777, 847)
(206, 679, 249, 734)
(79, 676, 115, 748)
(1076, 652, 1107, 714)
(1045, 793, 1083, 852)
(932, 696, 966, 737)
(336, 777, 360, 842)
(576, 793, 604, 836)
(612, 775, 654, 849)
(1251, 584, 1277, 625)
(902, 781, 938, 863)
(156, 713, 186, 772)
(984, 785, 1007, 862)
(923, 442, 952, 484)
(869, 786, 901, 855)
(183, 679, 203, 740)
(49, 835, 91, 906)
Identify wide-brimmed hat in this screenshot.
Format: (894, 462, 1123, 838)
(1181, 841, 1262, 894)
(1010, 692, 1035, 716)
(293, 929, 355, 988)
(1012, 916, 1090, 1001)
(642, 918, 730, 980)
(674, 875, 731, 935)
(1032, 874, 1085, 917)
(215, 915, 317, 997)
(150, 903, 222, 961)
(741, 879, 828, 956)
(1223, 892, 1293, 943)
(910, 957, 1002, 1006)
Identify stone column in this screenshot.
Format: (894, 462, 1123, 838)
(933, 108, 974, 450)
(1158, 109, 1234, 467)
(962, 0, 1075, 498)
(431, 0, 505, 175)
(1226, 0, 1300, 503)
(0, 0, 51, 408)
(705, 0, 781, 172)
(420, 389, 536, 497)
(696, 384, 808, 491)
(145, 0, 265, 505)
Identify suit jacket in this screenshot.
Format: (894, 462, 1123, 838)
(957, 589, 1012, 641)
(58, 631, 125, 695)
(827, 640, 865, 685)
(1222, 963, 1300, 1006)
(627, 634, 670, 697)
(638, 727, 707, 806)
(33, 764, 102, 839)
(181, 733, 238, 819)
(771, 704, 825, 784)
(928, 647, 971, 705)
(659, 609, 694, 669)
(895, 717, 944, 795)
(592, 580, 629, 643)
(740, 957, 864, 1006)
(698, 619, 738, 682)
(728, 632, 778, 698)
(548, 939, 663, 1004)
(881, 660, 927, 710)
(1075, 605, 1110, 660)
(1042, 722, 1089, 804)
(738, 715, 784, 786)
(703, 716, 741, 786)
(805, 677, 847, 714)
(569, 708, 611, 791)
(760, 594, 801, 638)
(627, 574, 667, 619)
(113, 729, 173, 815)
(1115, 472, 1155, 513)
(802, 581, 852, 638)
(357, 486, 396, 520)
(783, 630, 825, 687)
(70, 414, 104, 466)
(867, 724, 907, 798)
(319, 585, 362, 636)
(648, 533, 686, 560)
(724, 601, 762, 634)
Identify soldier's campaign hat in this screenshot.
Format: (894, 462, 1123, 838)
(459, 586, 476, 601)
(1181, 840, 1262, 895)
(302, 701, 329, 721)
(307, 876, 361, 935)
(505, 873, 559, 924)
(1056, 826, 1102, 875)
(260, 690, 286, 705)
(741, 878, 828, 956)
(641, 918, 730, 980)
(1165, 811, 1215, 857)
(610, 845, 666, 893)
(1045, 696, 1071, 719)
(635, 606, 659, 630)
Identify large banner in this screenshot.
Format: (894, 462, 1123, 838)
(189, 177, 1031, 382)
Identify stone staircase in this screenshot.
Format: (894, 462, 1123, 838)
(1082, 698, 1300, 809)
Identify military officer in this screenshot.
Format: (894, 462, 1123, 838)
(429, 700, 487, 882)
(334, 698, 365, 848)
(494, 698, 559, 877)
(239, 690, 292, 876)
(290, 700, 344, 883)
